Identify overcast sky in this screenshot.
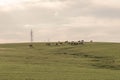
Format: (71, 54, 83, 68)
(0, 0, 120, 43)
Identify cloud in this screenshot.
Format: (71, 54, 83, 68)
(0, 0, 74, 12)
(0, 0, 120, 43)
(91, 0, 120, 8)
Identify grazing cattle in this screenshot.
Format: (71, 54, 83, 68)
(70, 41, 79, 45)
(55, 43, 59, 45)
(65, 41, 69, 44)
(78, 40, 84, 45)
(58, 41, 63, 45)
(69, 40, 85, 46)
(53, 41, 65, 46)
(70, 41, 74, 45)
(46, 40, 84, 46)
(81, 40, 84, 44)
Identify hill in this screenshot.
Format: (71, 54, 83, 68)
(0, 42, 120, 80)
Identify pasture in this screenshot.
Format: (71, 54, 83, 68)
(0, 42, 120, 80)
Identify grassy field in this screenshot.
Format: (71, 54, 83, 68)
(0, 42, 120, 80)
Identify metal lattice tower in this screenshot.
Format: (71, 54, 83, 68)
(30, 29, 33, 43)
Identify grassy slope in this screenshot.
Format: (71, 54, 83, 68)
(0, 42, 120, 80)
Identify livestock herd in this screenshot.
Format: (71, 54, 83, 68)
(29, 40, 93, 48)
(46, 40, 85, 46)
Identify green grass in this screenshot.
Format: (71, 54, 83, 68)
(0, 42, 120, 80)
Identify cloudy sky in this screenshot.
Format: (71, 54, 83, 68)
(0, 0, 120, 43)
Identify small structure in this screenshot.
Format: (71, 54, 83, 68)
(29, 44, 33, 48)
